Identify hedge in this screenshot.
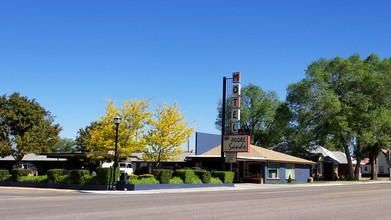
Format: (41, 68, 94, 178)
(69, 169, 90, 184)
(47, 169, 69, 183)
(209, 177, 223, 184)
(10, 168, 30, 181)
(169, 177, 184, 184)
(175, 169, 202, 184)
(153, 169, 173, 184)
(0, 169, 11, 181)
(128, 177, 160, 185)
(194, 170, 212, 183)
(213, 171, 235, 183)
(18, 175, 48, 183)
(96, 167, 120, 185)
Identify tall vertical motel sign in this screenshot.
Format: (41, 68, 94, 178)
(222, 72, 250, 164)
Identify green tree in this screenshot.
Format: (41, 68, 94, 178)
(143, 103, 194, 167)
(51, 138, 76, 152)
(287, 54, 391, 180)
(0, 93, 61, 165)
(215, 83, 288, 147)
(75, 121, 99, 152)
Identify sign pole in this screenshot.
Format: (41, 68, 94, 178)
(221, 77, 227, 171)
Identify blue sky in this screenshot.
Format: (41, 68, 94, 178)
(1, 1, 391, 147)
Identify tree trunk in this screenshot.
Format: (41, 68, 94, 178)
(13, 154, 24, 167)
(369, 143, 379, 180)
(354, 141, 362, 180)
(354, 155, 361, 180)
(370, 155, 378, 180)
(343, 144, 355, 180)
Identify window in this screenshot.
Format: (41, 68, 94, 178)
(285, 164, 296, 179)
(268, 164, 279, 179)
(364, 166, 368, 172)
(380, 166, 384, 174)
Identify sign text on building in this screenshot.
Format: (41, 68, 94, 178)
(223, 135, 250, 152)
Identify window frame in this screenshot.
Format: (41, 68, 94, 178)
(267, 163, 280, 179)
(285, 164, 296, 180)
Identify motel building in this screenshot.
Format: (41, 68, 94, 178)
(186, 144, 315, 184)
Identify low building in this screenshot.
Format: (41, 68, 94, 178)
(361, 149, 391, 177)
(186, 144, 315, 183)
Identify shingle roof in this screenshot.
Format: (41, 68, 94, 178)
(201, 145, 315, 165)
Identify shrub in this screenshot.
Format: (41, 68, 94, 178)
(209, 177, 223, 184)
(81, 175, 100, 185)
(10, 168, 30, 181)
(213, 171, 235, 183)
(47, 169, 69, 184)
(18, 175, 48, 183)
(169, 177, 184, 184)
(0, 169, 11, 181)
(287, 175, 293, 183)
(69, 169, 90, 184)
(194, 170, 212, 183)
(153, 169, 173, 184)
(139, 174, 154, 179)
(128, 177, 160, 184)
(128, 178, 139, 185)
(175, 169, 202, 184)
(96, 167, 120, 185)
(128, 174, 139, 180)
(138, 177, 159, 184)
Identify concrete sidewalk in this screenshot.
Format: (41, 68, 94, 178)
(81, 179, 391, 195)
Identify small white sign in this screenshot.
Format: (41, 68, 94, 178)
(223, 135, 250, 152)
(225, 152, 237, 163)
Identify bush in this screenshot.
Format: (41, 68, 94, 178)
(128, 174, 139, 180)
(213, 171, 235, 183)
(96, 167, 120, 185)
(69, 169, 90, 184)
(10, 168, 30, 181)
(0, 169, 11, 181)
(138, 177, 159, 184)
(169, 177, 184, 184)
(47, 169, 69, 184)
(81, 175, 100, 185)
(153, 169, 173, 184)
(175, 169, 202, 184)
(209, 177, 223, 184)
(139, 174, 154, 179)
(194, 170, 212, 183)
(18, 175, 48, 183)
(287, 175, 293, 183)
(128, 178, 139, 185)
(128, 177, 160, 184)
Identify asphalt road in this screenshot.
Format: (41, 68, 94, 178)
(1, 182, 391, 220)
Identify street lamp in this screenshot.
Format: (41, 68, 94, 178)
(112, 115, 121, 189)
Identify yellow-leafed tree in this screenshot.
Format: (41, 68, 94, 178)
(86, 99, 152, 162)
(143, 103, 194, 166)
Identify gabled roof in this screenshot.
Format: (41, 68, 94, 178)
(196, 145, 315, 165)
(309, 146, 341, 163)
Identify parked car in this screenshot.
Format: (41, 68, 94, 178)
(13, 162, 39, 176)
(102, 162, 133, 175)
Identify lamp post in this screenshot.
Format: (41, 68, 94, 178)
(112, 115, 121, 190)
